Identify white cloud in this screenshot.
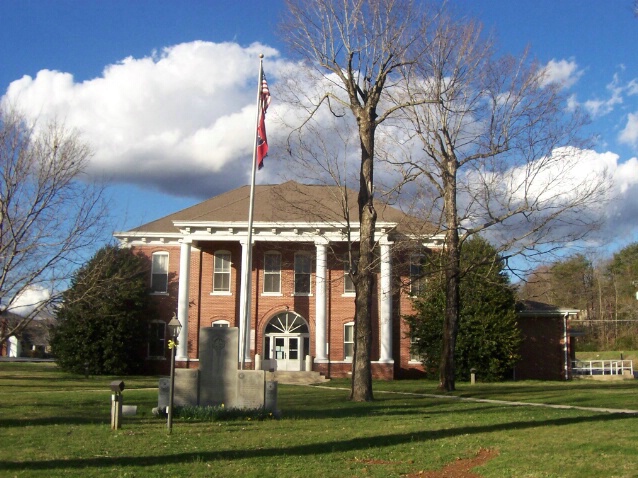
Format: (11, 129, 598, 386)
(7, 286, 50, 317)
(541, 59, 582, 89)
(2, 42, 638, 252)
(2, 41, 286, 198)
(614, 155, 638, 193)
(627, 79, 638, 96)
(457, 147, 638, 258)
(581, 74, 624, 118)
(605, 154, 638, 246)
(568, 72, 637, 119)
(565, 149, 638, 241)
(619, 112, 638, 147)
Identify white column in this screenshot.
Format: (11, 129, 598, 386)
(176, 240, 191, 360)
(238, 238, 252, 364)
(315, 242, 328, 361)
(379, 241, 393, 363)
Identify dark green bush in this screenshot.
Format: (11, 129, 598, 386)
(51, 245, 153, 375)
(405, 236, 521, 382)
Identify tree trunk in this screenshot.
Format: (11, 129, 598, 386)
(439, 232, 460, 391)
(439, 154, 460, 392)
(350, 117, 376, 402)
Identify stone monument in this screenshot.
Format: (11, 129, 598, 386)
(158, 327, 274, 411)
(199, 327, 239, 406)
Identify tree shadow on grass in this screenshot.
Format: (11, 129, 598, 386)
(0, 416, 111, 427)
(281, 399, 497, 420)
(0, 401, 498, 429)
(0, 402, 502, 429)
(1, 412, 635, 472)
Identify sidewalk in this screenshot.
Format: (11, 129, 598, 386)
(311, 385, 638, 415)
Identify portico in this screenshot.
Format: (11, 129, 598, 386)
(169, 220, 396, 370)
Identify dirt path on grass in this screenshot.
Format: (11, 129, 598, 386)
(402, 448, 499, 478)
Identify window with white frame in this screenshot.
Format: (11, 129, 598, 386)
(344, 322, 354, 360)
(343, 254, 356, 295)
(263, 252, 281, 294)
(410, 254, 426, 296)
(148, 321, 166, 358)
(410, 332, 422, 362)
(211, 320, 230, 328)
(294, 253, 312, 294)
(213, 251, 231, 293)
(151, 252, 169, 293)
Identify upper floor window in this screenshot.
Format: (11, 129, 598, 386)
(263, 252, 281, 294)
(148, 321, 166, 358)
(212, 320, 230, 328)
(294, 253, 312, 294)
(213, 251, 231, 293)
(343, 254, 356, 295)
(151, 252, 169, 293)
(410, 254, 426, 296)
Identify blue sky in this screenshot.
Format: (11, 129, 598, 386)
(1, 0, 638, 258)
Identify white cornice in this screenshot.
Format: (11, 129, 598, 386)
(418, 234, 446, 247)
(113, 232, 183, 247)
(114, 221, 441, 247)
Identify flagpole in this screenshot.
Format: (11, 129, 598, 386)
(239, 54, 264, 370)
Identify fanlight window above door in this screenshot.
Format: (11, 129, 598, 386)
(265, 311, 309, 334)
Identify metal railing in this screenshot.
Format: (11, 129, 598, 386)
(572, 359, 634, 376)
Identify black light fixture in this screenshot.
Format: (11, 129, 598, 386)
(168, 314, 182, 340)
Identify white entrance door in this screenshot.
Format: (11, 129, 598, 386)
(263, 311, 310, 372)
(271, 335, 302, 371)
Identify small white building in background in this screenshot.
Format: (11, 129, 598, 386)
(1, 309, 55, 358)
(7, 336, 21, 357)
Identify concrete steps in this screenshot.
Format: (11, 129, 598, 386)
(265, 370, 330, 385)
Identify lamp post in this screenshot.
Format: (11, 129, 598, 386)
(167, 313, 182, 434)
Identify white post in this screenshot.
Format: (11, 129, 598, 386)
(176, 240, 191, 360)
(379, 241, 393, 363)
(238, 238, 253, 367)
(315, 242, 328, 361)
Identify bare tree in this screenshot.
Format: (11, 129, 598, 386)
(280, 0, 441, 401)
(391, 17, 608, 390)
(0, 106, 109, 346)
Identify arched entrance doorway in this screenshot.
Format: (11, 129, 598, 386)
(263, 311, 310, 371)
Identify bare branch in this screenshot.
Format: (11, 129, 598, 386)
(384, 13, 606, 391)
(0, 106, 111, 344)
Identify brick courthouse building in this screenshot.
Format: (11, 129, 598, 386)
(115, 181, 442, 379)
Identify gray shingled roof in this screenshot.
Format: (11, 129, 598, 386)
(128, 181, 435, 235)
(517, 300, 579, 316)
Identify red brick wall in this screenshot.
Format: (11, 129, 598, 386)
(516, 316, 566, 380)
(195, 242, 242, 355)
(132, 241, 425, 379)
(393, 251, 427, 378)
(252, 242, 317, 357)
(314, 362, 395, 380)
(132, 244, 181, 375)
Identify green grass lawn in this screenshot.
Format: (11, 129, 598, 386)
(1, 362, 637, 477)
